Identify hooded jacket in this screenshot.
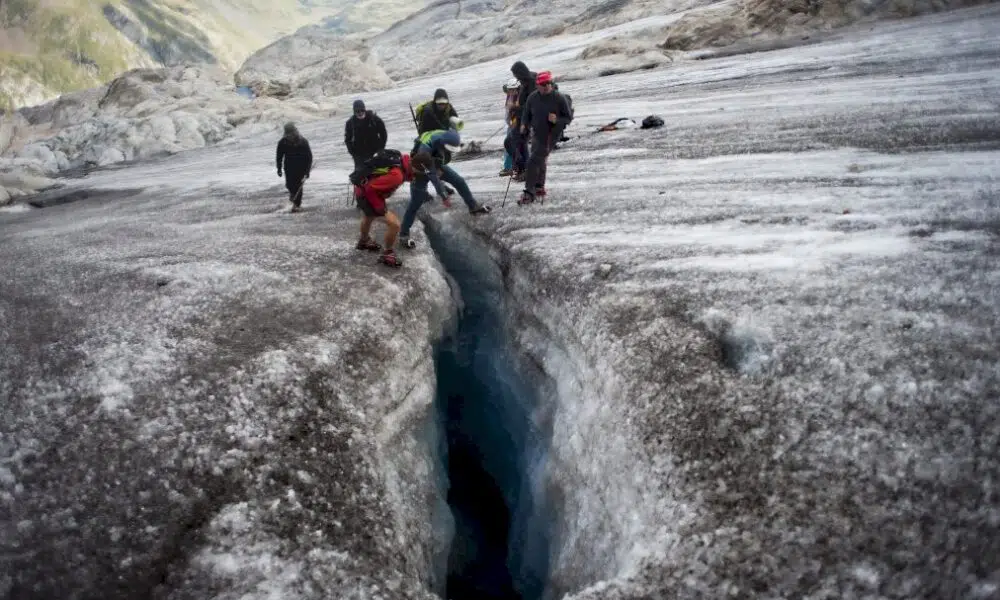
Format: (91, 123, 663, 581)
(344, 110, 387, 159)
(276, 130, 313, 177)
(511, 61, 537, 114)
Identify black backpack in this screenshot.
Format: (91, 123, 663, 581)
(349, 149, 404, 185)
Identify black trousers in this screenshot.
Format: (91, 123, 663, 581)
(285, 173, 306, 206)
(524, 133, 551, 194)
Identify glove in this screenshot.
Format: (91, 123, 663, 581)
(277, 169, 282, 177)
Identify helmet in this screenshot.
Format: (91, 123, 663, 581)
(536, 71, 553, 86)
(449, 116, 464, 131)
(502, 77, 521, 92)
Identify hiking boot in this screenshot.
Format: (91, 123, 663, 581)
(517, 191, 535, 206)
(290, 205, 302, 213)
(469, 204, 492, 215)
(356, 237, 381, 252)
(534, 186, 547, 197)
(512, 171, 525, 182)
(399, 234, 416, 249)
(379, 249, 402, 268)
(498, 168, 513, 177)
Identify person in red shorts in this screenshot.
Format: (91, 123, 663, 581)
(353, 151, 432, 268)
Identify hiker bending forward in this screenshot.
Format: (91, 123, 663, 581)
(399, 119, 491, 249)
(276, 122, 313, 212)
(354, 152, 426, 268)
(519, 71, 572, 205)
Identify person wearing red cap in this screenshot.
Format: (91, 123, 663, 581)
(354, 152, 432, 267)
(518, 70, 573, 205)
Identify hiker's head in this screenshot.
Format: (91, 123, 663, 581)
(536, 71, 554, 94)
(433, 88, 450, 109)
(353, 99, 366, 118)
(511, 61, 530, 80)
(283, 122, 299, 139)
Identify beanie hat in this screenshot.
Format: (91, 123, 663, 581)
(434, 88, 449, 103)
(536, 71, 553, 86)
(352, 99, 365, 113)
(283, 122, 297, 134)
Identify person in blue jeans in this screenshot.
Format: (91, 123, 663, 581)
(399, 117, 491, 249)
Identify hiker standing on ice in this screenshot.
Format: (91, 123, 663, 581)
(416, 89, 459, 134)
(344, 99, 387, 171)
(353, 151, 430, 268)
(507, 61, 537, 181)
(276, 122, 313, 213)
(499, 78, 521, 177)
(399, 118, 491, 249)
(518, 71, 573, 205)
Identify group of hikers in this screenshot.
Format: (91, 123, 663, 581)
(275, 61, 574, 267)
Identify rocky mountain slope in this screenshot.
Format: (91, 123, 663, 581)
(0, 0, 428, 111)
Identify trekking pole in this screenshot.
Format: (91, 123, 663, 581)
(501, 172, 514, 208)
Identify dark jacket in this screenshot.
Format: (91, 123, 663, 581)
(276, 135, 313, 176)
(511, 61, 537, 114)
(521, 90, 573, 143)
(344, 111, 387, 159)
(417, 103, 458, 135)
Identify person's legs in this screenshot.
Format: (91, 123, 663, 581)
(523, 137, 550, 196)
(439, 165, 478, 211)
(356, 204, 381, 250)
(286, 173, 305, 209)
(515, 134, 529, 174)
(400, 176, 430, 237)
(383, 211, 400, 249)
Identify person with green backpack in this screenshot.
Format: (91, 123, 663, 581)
(416, 89, 459, 134)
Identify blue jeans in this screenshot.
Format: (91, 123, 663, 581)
(401, 165, 478, 236)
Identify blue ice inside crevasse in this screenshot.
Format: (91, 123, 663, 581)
(426, 220, 555, 600)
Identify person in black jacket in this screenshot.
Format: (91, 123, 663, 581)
(344, 99, 387, 170)
(507, 61, 537, 180)
(517, 71, 573, 205)
(417, 88, 458, 134)
(276, 122, 313, 213)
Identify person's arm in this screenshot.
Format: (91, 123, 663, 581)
(555, 95, 573, 128)
(520, 93, 534, 133)
(276, 140, 285, 174)
(375, 115, 387, 150)
(344, 120, 354, 155)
